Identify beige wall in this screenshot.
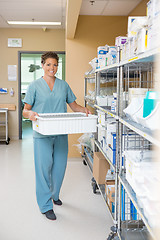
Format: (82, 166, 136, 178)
(66, 16, 128, 157)
(129, 0, 148, 16)
(0, 28, 65, 139)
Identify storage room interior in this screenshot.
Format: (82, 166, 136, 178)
(0, 0, 160, 240)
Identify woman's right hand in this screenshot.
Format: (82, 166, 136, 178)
(23, 103, 39, 121)
(29, 111, 39, 121)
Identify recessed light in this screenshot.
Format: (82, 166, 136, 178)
(7, 21, 61, 26)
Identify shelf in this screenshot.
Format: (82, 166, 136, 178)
(120, 48, 159, 66)
(117, 228, 149, 240)
(118, 175, 155, 239)
(94, 105, 118, 119)
(83, 147, 93, 172)
(95, 63, 118, 73)
(95, 140, 115, 170)
(83, 147, 114, 221)
(98, 184, 114, 222)
(94, 48, 159, 73)
(119, 117, 160, 147)
(0, 122, 6, 126)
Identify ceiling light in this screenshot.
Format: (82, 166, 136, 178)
(90, 1, 95, 5)
(7, 21, 61, 26)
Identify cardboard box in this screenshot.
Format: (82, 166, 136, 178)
(93, 152, 110, 184)
(107, 197, 115, 214)
(105, 180, 115, 197)
(105, 180, 115, 213)
(108, 185, 115, 202)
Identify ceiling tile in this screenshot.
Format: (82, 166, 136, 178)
(80, 0, 142, 16)
(102, 0, 142, 16)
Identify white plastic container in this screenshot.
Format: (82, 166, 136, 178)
(33, 113, 98, 135)
(123, 97, 144, 122)
(125, 150, 152, 191)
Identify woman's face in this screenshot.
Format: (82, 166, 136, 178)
(42, 58, 58, 78)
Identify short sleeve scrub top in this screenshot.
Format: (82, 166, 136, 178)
(24, 77, 76, 138)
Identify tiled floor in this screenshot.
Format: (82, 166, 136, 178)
(0, 138, 113, 240)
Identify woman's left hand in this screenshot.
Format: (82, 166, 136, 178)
(84, 107, 92, 116)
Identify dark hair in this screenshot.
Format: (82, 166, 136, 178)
(41, 51, 59, 64)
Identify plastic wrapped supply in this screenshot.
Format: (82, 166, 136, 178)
(96, 96, 108, 106)
(74, 133, 95, 154)
(89, 57, 98, 70)
(107, 46, 117, 65)
(123, 97, 144, 122)
(97, 45, 109, 69)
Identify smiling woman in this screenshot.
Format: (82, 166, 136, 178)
(22, 51, 91, 220)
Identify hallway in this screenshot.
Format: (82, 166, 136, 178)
(0, 139, 112, 240)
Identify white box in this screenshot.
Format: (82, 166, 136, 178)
(115, 36, 128, 47)
(128, 16, 148, 37)
(137, 28, 148, 54)
(105, 122, 116, 146)
(33, 113, 98, 135)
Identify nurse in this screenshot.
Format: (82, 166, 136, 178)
(23, 51, 91, 220)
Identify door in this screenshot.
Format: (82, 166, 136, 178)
(18, 51, 65, 139)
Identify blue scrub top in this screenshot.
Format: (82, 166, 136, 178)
(24, 77, 77, 138)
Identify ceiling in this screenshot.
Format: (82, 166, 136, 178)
(80, 0, 142, 16)
(0, 0, 142, 29)
(0, 0, 66, 29)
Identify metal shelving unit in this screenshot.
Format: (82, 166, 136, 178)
(117, 47, 159, 240)
(83, 46, 159, 240)
(94, 104, 118, 119)
(119, 117, 160, 147)
(84, 96, 95, 109)
(95, 140, 115, 170)
(0, 108, 10, 144)
(83, 147, 93, 172)
(83, 145, 115, 221)
(118, 175, 153, 239)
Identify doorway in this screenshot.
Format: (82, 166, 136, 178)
(18, 51, 65, 139)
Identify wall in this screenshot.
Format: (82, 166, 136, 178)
(0, 28, 65, 139)
(66, 16, 128, 157)
(129, 0, 148, 16)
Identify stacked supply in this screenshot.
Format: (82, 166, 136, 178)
(121, 0, 160, 61)
(124, 150, 159, 227)
(121, 16, 148, 60)
(97, 45, 118, 68)
(147, 0, 160, 50)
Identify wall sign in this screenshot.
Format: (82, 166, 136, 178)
(8, 38, 22, 47)
(8, 65, 17, 81)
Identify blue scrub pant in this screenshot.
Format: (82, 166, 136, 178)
(33, 135, 68, 213)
